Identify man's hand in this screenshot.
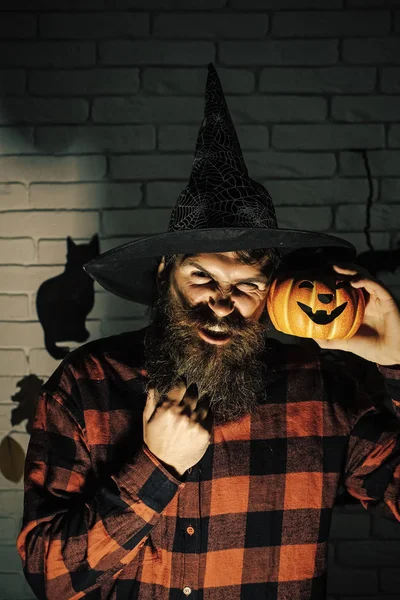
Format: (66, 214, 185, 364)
(313, 263, 400, 366)
(143, 381, 212, 477)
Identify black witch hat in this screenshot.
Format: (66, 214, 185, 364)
(84, 63, 356, 305)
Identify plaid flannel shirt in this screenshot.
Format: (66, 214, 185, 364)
(17, 328, 400, 600)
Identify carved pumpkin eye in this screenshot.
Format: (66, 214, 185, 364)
(298, 281, 314, 289)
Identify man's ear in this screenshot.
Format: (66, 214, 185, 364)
(156, 257, 166, 291)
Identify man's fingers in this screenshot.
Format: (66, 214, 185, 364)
(179, 383, 199, 412)
(144, 388, 159, 422)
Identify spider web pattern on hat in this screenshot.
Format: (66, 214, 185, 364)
(168, 63, 278, 232)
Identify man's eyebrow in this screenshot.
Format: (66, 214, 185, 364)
(182, 259, 269, 284)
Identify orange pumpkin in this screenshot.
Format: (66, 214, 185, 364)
(266, 268, 365, 340)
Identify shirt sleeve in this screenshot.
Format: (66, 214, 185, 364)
(343, 364, 400, 522)
(16, 389, 185, 600)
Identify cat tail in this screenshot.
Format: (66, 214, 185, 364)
(45, 336, 69, 360)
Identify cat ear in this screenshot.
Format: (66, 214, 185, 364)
(67, 236, 75, 251)
(90, 234, 100, 253)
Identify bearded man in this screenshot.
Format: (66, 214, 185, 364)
(18, 65, 400, 600)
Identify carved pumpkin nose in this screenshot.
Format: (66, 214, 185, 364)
(318, 293, 333, 304)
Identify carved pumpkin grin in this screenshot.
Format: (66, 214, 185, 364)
(297, 301, 348, 325)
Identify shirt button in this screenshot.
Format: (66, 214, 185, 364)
(183, 586, 192, 596)
(186, 526, 195, 535)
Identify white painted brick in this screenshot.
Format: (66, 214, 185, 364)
(93, 96, 204, 124)
(272, 124, 384, 150)
(231, 0, 341, 6)
(0, 156, 106, 183)
(336, 204, 400, 231)
(0, 295, 29, 319)
(0, 185, 28, 210)
(0, 41, 95, 67)
(381, 567, 400, 593)
(102, 209, 171, 235)
(388, 125, 400, 148)
(36, 240, 65, 265)
(153, 12, 269, 38)
(0, 0, 105, 8)
(0, 239, 35, 264)
(332, 96, 400, 122)
(0, 127, 35, 154)
(329, 511, 370, 539)
(259, 67, 376, 93)
(89, 292, 147, 319)
(31, 182, 142, 209)
(146, 182, 185, 207)
(0, 322, 43, 347)
(343, 38, 400, 64)
(0, 572, 31, 600)
(266, 178, 375, 206)
(110, 154, 192, 180)
(142, 67, 254, 94)
(99, 237, 139, 252)
(348, 0, 394, 4)
(29, 349, 62, 376)
(0, 211, 99, 239)
(0, 351, 27, 376)
(327, 564, 378, 595)
(39, 12, 150, 38)
(101, 318, 149, 338)
(220, 40, 337, 66)
(272, 11, 389, 37)
(227, 96, 327, 122)
(36, 125, 155, 153)
(380, 67, 400, 93)
(30, 68, 140, 96)
(99, 40, 215, 66)
(340, 151, 400, 177)
(0, 490, 24, 517)
(0, 14, 36, 39)
(0, 70, 26, 95)
(380, 179, 400, 202)
(324, 231, 390, 254)
(0, 543, 24, 572)
(275, 206, 332, 231)
(245, 151, 336, 178)
(159, 125, 269, 151)
(0, 266, 59, 293)
(113, 0, 226, 6)
(0, 98, 88, 125)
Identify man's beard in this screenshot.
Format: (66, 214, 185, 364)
(143, 283, 271, 425)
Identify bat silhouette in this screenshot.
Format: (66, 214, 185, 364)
(355, 243, 400, 278)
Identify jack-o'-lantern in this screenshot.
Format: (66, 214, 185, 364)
(266, 267, 365, 340)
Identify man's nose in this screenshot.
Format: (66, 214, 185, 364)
(208, 292, 235, 317)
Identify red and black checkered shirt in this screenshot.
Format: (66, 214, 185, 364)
(17, 328, 400, 600)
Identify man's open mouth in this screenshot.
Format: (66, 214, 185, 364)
(198, 326, 232, 345)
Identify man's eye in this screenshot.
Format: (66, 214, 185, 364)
(236, 282, 258, 291)
(192, 271, 211, 280)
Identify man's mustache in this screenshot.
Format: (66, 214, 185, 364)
(176, 301, 255, 334)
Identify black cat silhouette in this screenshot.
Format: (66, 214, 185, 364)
(37, 235, 99, 359)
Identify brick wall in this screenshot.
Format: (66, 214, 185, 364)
(1, 1, 400, 598)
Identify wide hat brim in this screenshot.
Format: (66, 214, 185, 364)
(84, 228, 357, 306)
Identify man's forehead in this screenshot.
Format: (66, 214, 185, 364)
(176, 252, 271, 278)
(178, 251, 268, 264)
